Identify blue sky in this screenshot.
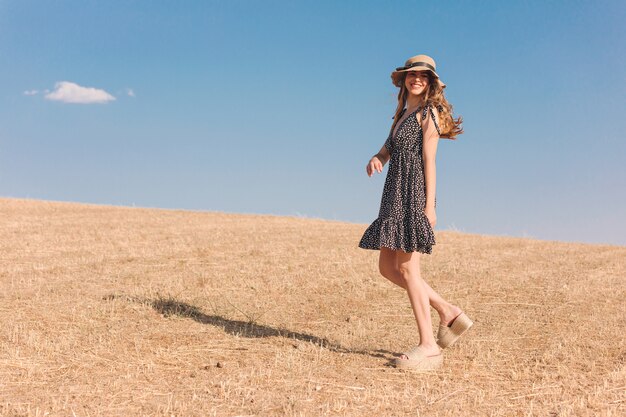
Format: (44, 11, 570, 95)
(1, 0, 624, 246)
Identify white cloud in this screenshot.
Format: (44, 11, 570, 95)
(126, 88, 135, 97)
(23, 90, 39, 96)
(44, 81, 116, 104)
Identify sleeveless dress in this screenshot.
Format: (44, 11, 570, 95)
(358, 104, 441, 254)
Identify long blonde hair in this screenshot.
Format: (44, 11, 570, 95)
(391, 72, 463, 140)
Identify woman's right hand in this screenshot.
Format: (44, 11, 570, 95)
(366, 155, 384, 177)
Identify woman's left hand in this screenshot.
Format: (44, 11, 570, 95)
(424, 207, 437, 228)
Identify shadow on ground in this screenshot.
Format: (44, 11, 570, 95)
(103, 293, 397, 362)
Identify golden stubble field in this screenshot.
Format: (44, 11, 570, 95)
(0, 197, 624, 416)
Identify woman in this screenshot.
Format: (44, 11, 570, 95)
(358, 54, 472, 370)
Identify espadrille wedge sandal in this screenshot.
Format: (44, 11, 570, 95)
(394, 346, 443, 371)
(437, 312, 473, 349)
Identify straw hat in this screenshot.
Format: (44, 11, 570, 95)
(391, 54, 446, 89)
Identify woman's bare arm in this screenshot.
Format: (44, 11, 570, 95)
(374, 144, 391, 165)
(422, 107, 441, 226)
(366, 143, 391, 177)
(423, 137, 439, 209)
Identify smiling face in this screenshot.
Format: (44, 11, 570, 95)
(404, 70, 430, 97)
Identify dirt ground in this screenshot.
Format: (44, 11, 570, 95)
(0, 197, 624, 416)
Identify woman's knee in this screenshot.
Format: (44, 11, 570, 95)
(397, 264, 420, 283)
(396, 251, 420, 280)
(397, 264, 411, 279)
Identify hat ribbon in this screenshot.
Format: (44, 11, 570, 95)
(395, 61, 436, 72)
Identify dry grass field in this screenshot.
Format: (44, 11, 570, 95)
(0, 197, 624, 416)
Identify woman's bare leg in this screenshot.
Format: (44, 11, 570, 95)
(379, 247, 407, 289)
(395, 250, 440, 357)
(378, 247, 462, 326)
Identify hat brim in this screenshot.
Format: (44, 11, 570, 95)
(391, 68, 446, 89)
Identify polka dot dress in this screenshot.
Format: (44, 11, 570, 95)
(359, 104, 441, 254)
